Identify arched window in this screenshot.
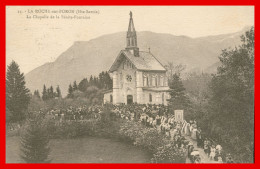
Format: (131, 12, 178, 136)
(150, 75, 153, 86)
(143, 75, 147, 87)
(160, 76, 164, 86)
(149, 93, 152, 102)
(155, 76, 158, 86)
(152, 76, 156, 86)
(110, 94, 113, 103)
(156, 94, 160, 103)
(128, 39, 130, 46)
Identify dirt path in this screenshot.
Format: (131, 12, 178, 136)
(185, 136, 219, 163)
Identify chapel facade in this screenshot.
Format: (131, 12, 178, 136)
(104, 12, 171, 105)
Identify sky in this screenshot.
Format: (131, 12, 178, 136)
(6, 6, 254, 74)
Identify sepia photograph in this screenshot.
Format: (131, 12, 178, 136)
(5, 6, 254, 163)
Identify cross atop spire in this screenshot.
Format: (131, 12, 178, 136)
(126, 11, 139, 56)
(128, 11, 135, 32)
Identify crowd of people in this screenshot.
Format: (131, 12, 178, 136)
(30, 103, 234, 163)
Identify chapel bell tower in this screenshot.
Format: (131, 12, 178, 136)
(126, 11, 139, 57)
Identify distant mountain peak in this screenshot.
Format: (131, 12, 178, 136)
(25, 28, 247, 95)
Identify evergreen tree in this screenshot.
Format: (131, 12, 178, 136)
(56, 85, 61, 98)
(67, 84, 74, 98)
(93, 77, 98, 87)
(42, 85, 48, 101)
(6, 61, 30, 123)
(33, 90, 40, 99)
(104, 71, 113, 89)
(98, 71, 105, 88)
(20, 116, 51, 163)
(168, 73, 191, 112)
(89, 75, 94, 86)
(49, 86, 54, 99)
(73, 81, 78, 91)
(78, 78, 88, 92)
(46, 88, 50, 100)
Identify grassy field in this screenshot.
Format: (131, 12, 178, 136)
(6, 136, 152, 163)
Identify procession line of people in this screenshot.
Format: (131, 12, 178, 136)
(26, 103, 233, 163)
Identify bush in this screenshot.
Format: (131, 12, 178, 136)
(119, 121, 186, 163)
(20, 116, 51, 163)
(152, 142, 186, 163)
(24, 107, 187, 163)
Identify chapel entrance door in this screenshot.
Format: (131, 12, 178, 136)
(127, 95, 133, 105)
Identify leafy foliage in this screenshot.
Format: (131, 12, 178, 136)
(119, 121, 186, 163)
(205, 27, 254, 163)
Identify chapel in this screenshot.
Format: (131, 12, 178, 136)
(104, 11, 171, 105)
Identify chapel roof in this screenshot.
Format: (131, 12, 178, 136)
(109, 50, 166, 72)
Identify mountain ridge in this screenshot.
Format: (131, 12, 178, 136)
(25, 27, 251, 95)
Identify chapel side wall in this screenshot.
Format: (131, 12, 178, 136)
(136, 71, 143, 104)
(104, 92, 112, 104)
(142, 71, 168, 87)
(112, 71, 120, 104)
(143, 90, 169, 105)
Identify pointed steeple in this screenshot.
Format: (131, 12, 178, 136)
(126, 11, 139, 57)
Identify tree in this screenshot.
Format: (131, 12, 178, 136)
(208, 27, 254, 162)
(56, 85, 61, 98)
(6, 61, 30, 123)
(46, 88, 51, 100)
(73, 81, 78, 91)
(103, 71, 113, 89)
(165, 62, 186, 79)
(78, 78, 88, 92)
(167, 73, 191, 115)
(89, 75, 94, 86)
(49, 86, 54, 99)
(33, 90, 41, 99)
(183, 72, 212, 105)
(42, 85, 48, 101)
(67, 84, 74, 98)
(20, 116, 51, 163)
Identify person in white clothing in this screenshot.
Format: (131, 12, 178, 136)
(209, 145, 216, 160)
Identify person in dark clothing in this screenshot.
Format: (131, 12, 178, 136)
(196, 128, 203, 148)
(203, 138, 210, 157)
(226, 154, 234, 163)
